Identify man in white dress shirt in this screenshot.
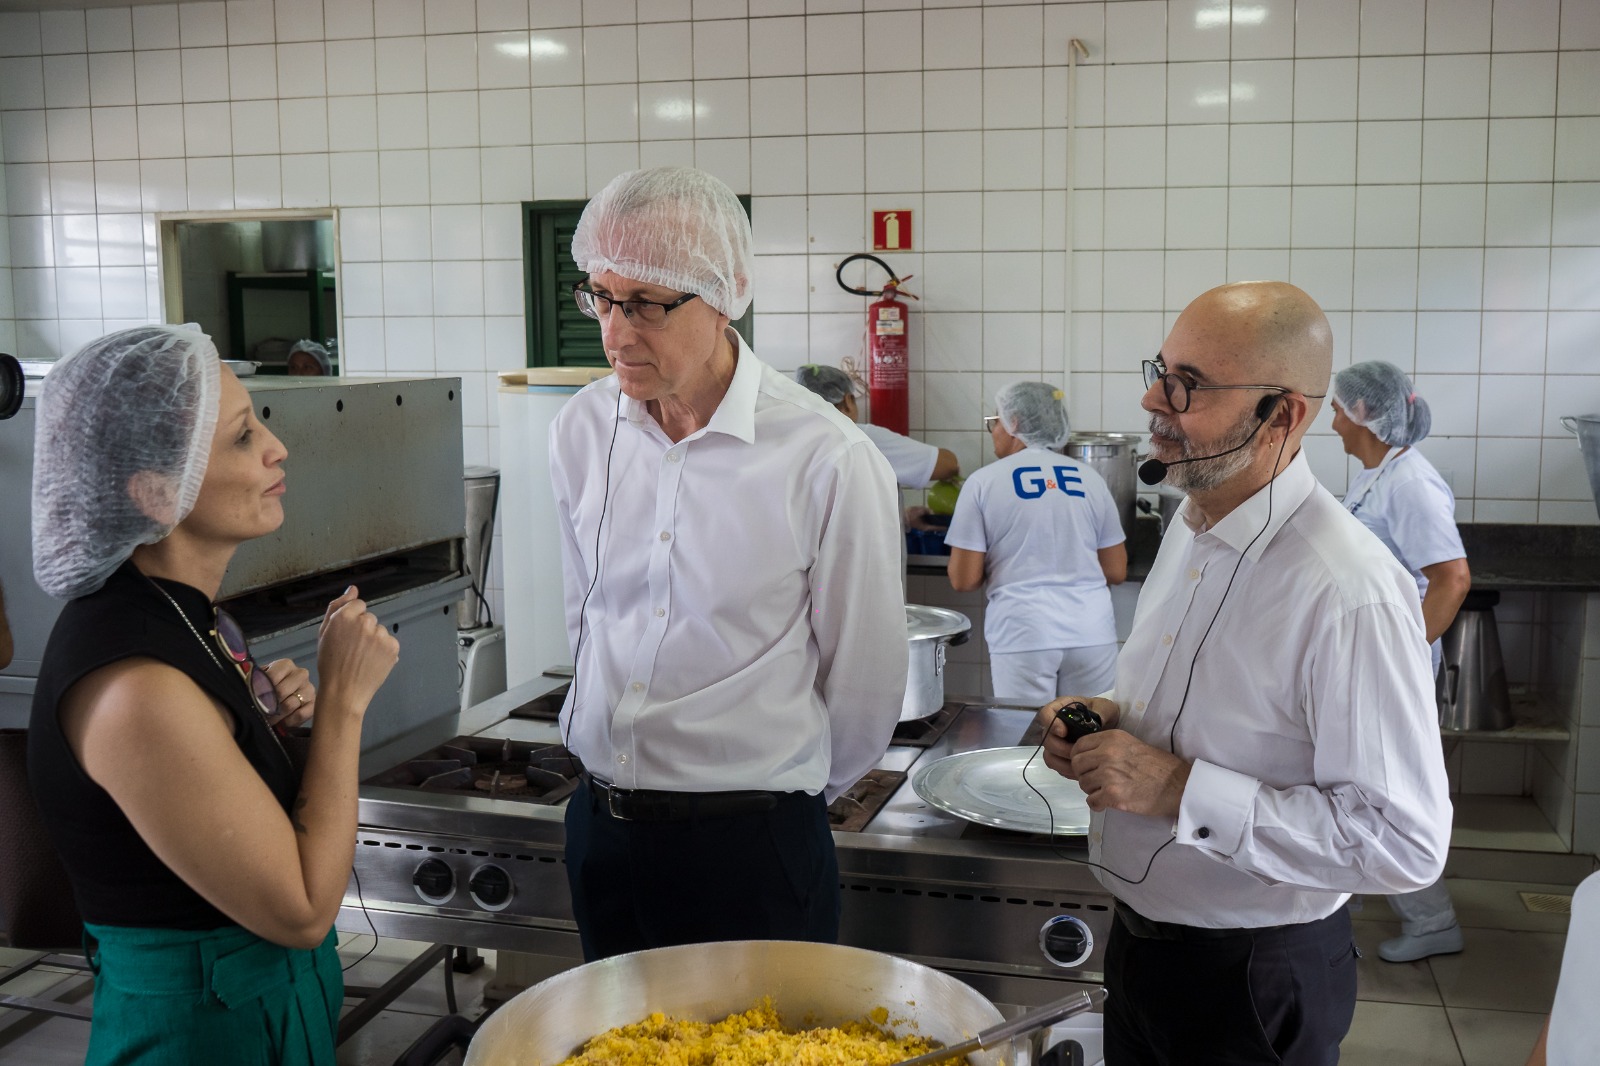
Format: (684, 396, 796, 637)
(549, 167, 908, 961)
(794, 364, 960, 488)
(1037, 282, 1452, 1065)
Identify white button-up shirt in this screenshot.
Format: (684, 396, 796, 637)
(1094, 451, 1452, 928)
(549, 329, 908, 803)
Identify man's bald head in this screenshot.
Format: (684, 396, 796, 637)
(1172, 282, 1333, 406)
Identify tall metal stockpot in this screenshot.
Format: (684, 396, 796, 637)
(464, 939, 1020, 1066)
(904, 604, 972, 721)
(1064, 432, 1144, 538)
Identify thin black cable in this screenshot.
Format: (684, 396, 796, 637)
(340, 863, 380, 973)
(561, 389, 623, 777)
(1021, 420, 1293, 884)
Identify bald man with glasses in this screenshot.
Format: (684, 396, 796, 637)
(1035, 282, 1451, 1066)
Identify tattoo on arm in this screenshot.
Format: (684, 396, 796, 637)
(291, 794, 310, 834)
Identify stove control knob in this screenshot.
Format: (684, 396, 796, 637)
(469, 864, 514, 912)
(1039, 915, 1094, 969)
(412, 859, 455, 905)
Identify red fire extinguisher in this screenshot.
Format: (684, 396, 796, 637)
(837, 254, 917, 436)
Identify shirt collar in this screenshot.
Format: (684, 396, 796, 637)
(616, 327, 758, 444)
(1181, 449, 1316, 560)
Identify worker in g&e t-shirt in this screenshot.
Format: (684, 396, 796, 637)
(796, 364, 959, 488)
(945, 381, 1126, 703)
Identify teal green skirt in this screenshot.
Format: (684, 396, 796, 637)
(83, 922, 342, 1066)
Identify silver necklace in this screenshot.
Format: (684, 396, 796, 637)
(144, 574, 291, 765)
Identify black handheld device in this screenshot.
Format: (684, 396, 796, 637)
(1056, 701, 1103, 742)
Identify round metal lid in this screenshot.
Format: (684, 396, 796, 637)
(906, 604, 971, 641)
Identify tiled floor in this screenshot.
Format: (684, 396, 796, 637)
(1, 868, 1588, 1065)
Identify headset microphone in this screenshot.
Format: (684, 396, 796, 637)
(1136, 394, 1281, 486)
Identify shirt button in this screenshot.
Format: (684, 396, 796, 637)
(659, 531, 671, 542)
(1197, 827, 1211, 839)
(1135, 700, 1146, 712)
(631, 682, 643, 692)
(617, 754, 628, 764)
(1188, 568, 1200, 580)
(1161, 634, 1173, 646)
(654, 607, 665, 617)
(666, 452, 680, 463)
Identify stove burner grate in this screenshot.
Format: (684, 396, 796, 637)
(891, 703, 962, 748)
(367, 736, 582, 804)
(828, 768, 906, 832)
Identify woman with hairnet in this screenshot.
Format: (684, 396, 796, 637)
(945, 382, 1127, 702)
(551, 167, 906, 960)
(28, 326, 398, 1064)
(286, 339, 331, 376)
(794, 363, 960, 487)
(1331, 360, 1472, 964)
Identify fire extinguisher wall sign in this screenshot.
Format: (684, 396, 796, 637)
(836, 253, 917, 437)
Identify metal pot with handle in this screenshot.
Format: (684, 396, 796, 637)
(1560, 414, 1600, 520)
(1064, 432, 1144, 538)
(464, 939, 1080, 1066)
(904, 604, 971, 721)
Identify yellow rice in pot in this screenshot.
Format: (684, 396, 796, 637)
(552, 997, 958, 1066)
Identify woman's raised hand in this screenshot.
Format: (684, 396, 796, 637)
(315, 586, 399, 712)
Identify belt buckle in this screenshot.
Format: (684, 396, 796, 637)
(604, 783, 632, 821)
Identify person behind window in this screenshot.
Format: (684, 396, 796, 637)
(286, 340, 331, 377)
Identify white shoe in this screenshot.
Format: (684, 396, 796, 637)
(1378, 924, 1464, 963)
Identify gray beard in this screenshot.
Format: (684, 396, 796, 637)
(1148, 410, 1262, 492)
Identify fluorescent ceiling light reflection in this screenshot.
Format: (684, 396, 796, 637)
(495, 36, 569, 59)
(1195, 5, 1267, 28)
(1231, 83, 1258, 101)
(652, 99, 704, 122)
(1194, 90, 1230, 108)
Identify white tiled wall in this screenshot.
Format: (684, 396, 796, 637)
(2, 0, 1599, 522)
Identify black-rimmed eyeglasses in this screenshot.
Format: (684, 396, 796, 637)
(573, 283, 698, 330)
(1141, 356, 1292, 414)
(983, 415, 1001, 432)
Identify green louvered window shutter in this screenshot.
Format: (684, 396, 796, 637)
(522, 197, 754, 368)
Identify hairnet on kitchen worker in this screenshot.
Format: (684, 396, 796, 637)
(795, 364, 861, 405)
(570, 166, 754, 319)
(997, 381, 1072, 450)
(33, 325, 221, 599)
(288, 339, 331, 374)
(1332, 360, 1433, 448)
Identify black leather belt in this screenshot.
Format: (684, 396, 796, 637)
(1115, 901, 1283, 942)
(580, 772, 783, 822)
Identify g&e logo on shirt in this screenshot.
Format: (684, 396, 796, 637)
(1013, 464, 1086, 500)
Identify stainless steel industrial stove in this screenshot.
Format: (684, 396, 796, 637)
(342, 677, 1114, 1010)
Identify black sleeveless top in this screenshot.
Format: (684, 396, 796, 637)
(28, 561, 301, 929)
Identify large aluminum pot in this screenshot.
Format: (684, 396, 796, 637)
(464, 939, 1020, 1066)
(905, 604, 971, 721)
(1064, 432, 1144, 538)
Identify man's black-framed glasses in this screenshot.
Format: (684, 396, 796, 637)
(983, 414, 1001, 432)
(573, 283, 699, 330)
(1142, 356, 1291, 414)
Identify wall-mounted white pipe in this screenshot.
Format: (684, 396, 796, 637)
(1064, 38, 1088, 402)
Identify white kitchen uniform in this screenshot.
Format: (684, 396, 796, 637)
(1096, 452, 1451, 928)
(857, 421, 940, 488)
(1547, 871, 1600, 1065)
(549, 328, 908, 803)
(945, 448, 1124, 700)
(1343, 447, 1465, 670)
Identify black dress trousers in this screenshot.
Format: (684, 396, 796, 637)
(563, 777, 841, 961)
(1103, 906, 1359, 1066)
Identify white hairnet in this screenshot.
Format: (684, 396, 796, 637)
(33, 326, 221, 600)
(795, 364, 859, 405)
(1332, 360, 1432, 448)
(997, 381, 1071, 450)
(571, 167, 753, 319)
(289, 339, 331, 373)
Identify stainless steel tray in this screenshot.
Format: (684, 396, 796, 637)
(912, 747, 1091, 836)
